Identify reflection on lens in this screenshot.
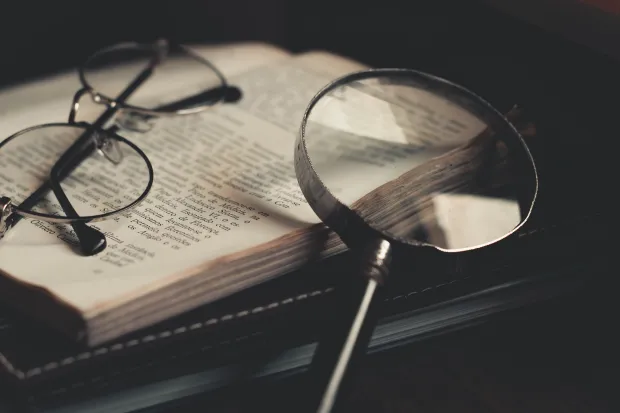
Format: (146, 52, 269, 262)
(82, 41, 225, 114)
(303, 71, 537, 251)
(0, 124, 152, 220)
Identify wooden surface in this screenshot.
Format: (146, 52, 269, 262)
(156, 286, 617, 412)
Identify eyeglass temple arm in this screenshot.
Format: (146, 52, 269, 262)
(4, 142, 108, 256)
(111, 84, 242, 127)
(163, 85, 242, 109)
(52, 66, 157, 256)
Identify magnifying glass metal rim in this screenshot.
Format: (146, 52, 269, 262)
(295, 67, 539, 254)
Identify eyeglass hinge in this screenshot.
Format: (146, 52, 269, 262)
(0, 196, 13, 240)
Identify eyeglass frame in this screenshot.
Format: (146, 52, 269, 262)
(0, 39, 238, 256)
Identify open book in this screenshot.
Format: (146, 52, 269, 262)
(0, 42, 522, 346)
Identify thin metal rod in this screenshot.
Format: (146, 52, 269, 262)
(307, 240, 392, 413)
(316, 278, 380, 413)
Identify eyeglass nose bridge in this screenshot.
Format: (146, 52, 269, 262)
(95, 133, 124, 165)
(68, 88, 124, 165)
(69, 87, 95, 124)
(69, 87, 120, 124)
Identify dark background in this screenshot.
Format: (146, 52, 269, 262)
(1, 0, 619, 137)
(1, 0, 618, 106)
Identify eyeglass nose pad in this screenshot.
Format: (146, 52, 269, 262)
(95, 133, 124, 165)
(114, 111, 154, 133)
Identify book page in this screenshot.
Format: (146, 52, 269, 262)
(0, 47, 366, 316)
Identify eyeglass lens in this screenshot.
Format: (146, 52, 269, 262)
(82, 42, 226, 115)
(0, 124, 151, 225)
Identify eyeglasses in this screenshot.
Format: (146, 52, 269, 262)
(0, 39, 240, 256)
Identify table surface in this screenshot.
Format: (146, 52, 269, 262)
(147, 285, 617, 413)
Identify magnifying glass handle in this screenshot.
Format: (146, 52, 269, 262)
(307, 240, 392, 413)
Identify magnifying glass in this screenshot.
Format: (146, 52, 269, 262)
(294, 69, 538, 413)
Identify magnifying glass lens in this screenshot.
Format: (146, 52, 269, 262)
(303, 73, 536, 251)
